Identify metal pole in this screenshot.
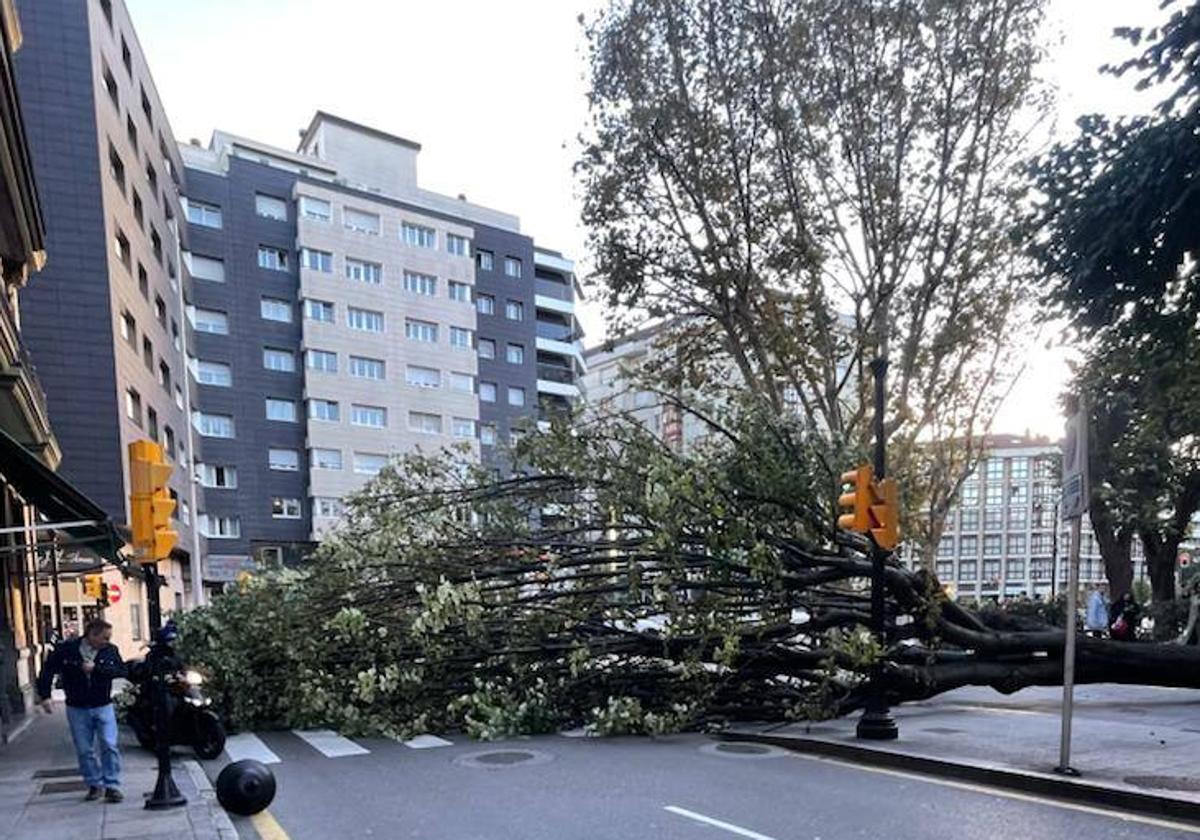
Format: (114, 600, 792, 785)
(1050, 500, 1060, 600)
(50, 542, 62, 641)
(142, 560, 186, 809)
(1056, 515, 1083, 775)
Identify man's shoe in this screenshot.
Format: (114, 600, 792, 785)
(103, 788, 123, 803)
(84, 786, 103, 801)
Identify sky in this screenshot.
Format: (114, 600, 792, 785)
(125, 0, 1173, 439)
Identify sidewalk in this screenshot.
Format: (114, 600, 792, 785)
(724, 684, 1200, 823)
(0, 704, 237, 840)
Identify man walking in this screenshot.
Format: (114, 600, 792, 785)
(36, 618, 126, 802)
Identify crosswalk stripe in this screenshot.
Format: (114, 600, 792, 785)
(292, 729, 370, 758)
(224, 733, 282, 765)
(402, 734, 454, 749)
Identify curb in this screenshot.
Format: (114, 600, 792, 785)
(181, 758, 239, 840)
(719, 731, 1200, 825)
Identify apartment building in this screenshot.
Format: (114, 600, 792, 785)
(12, 0, 202, 635)
(179, 114, 584, 581)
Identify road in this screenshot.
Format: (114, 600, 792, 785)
(206, 726, 1200, 840)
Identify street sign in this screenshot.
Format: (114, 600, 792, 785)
(108, 582, 122, 605)
(1061, 402, 1089, 520)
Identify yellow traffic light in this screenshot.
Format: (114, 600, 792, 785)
(128, 440, 178, 562)
(838, 465, 873, 532)
(869, 477, 899, 550)
(83, 574, 102, 600)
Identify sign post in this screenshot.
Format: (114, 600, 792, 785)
(1057, 399, 1089, 776)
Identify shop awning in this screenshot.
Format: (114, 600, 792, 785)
(0, 425, 123, 561)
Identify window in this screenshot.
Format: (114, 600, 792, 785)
(201, 515, 241, 539)
(477, 249, 494, 271)
(1032, 534, 1054, 554)
(960, 508, 979, 531)
(132, 190, 143, 228)
(142, 337, 154, 370)
(985, 458, 1004, 481)
(307, 349, 338, 373)
(1010, 457, 1030, 481)
(960, 484, 979, 506)
(960, 535, 978, 557)
(269, 448, 300, 471)
(958, 562, 977, 582)
(447, 233, 470, 256)
(255, 194, 288, 221)
(405, 319, 438, 343)
(311, 448, 342, 470)
(197, 360, 232, 387)
(478, 338, 495, 359)
(1009, 483, 1029, 505)
(174, 384, 183, 410)
(193, 412, 234, 438)
(305, 299, 334, 323)
(1034, 457, 1055, 480)
(505, 300, 524, 321)
(120, 34, 132, 72)
(404, 271, 437, 296)
(402, 222, 436, 248)
(352, 405, 387, 428)
(260, 297, 292, 322)
(479, 382, 497, 403)
(983, 535, 1002, 556)
(263, 348, 296, 372)
(353, 452, 388, 475)
(1007, 559, 1026, 578)
(150, 228, 162, 263)
(164, 426, 176, 459)
(407, 411, 441, 434)
(449, 327, 472, 349)
(1008, 534, 1027, 555)
(476, 294, 495, 315)
(155, 295, 167, 325)
(984, 507, 1003, 530)
(349, 356, 385, 380)
(272, 497, 302, 519)
(448, 281, 471, 302)
(301, 248, 333, 273)
(504, 257, 522, 278)
(343, 208, 380, 234)
(120, 310, 136, 345)
(937, 537, 954, 558)
(188, 254, 225, 283)
(187, 200, 222, 228)
(197, 464, 238, 489)
(147, 408, 161, 445)
(300, 195, 331, 221)
(480, 424, 497, 446)
(452, 417, 475, 439)
(985, 484, 1004, 507)
(158, 360, 171, 389)
(140, 85, 153, 124)
(348, 307, 384, 333)
(265, 398, 298, 422)
(506, 343, 525, 364)
(936, 561, 953, 581)
(108, 143, 125, 193)
(345, 258, 382, 284)
(449, 372, 474, 393)
(258, 246, 289, 271)
(406, 365, 440, 388)
(315, 498, 343, 518)
(137, 263, 148, 298)
(102, 62, 118, 107)
(126, 114, 138, 151)
(1008, 506, 1028, 528)
(309, 399, 340, 422)
(114, 229, 130, 270)
(508, 386, 526, 407)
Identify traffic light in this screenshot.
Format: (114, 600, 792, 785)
(869, 477, 899, 550)
(128, 440, 178, 562)
(83, 574, 102, 600)
(99, 581, 110, 608)
(838, 465, 873, 532)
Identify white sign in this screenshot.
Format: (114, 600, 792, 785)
(1061, 402, 1089, 520)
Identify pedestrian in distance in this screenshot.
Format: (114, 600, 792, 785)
(36, 618, 127, 802)
(1085, 588, 1109, 637)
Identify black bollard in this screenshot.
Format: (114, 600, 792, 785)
(216, 759, 277, 816)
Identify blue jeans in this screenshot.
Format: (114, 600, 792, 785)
(65, 704, 120, 789)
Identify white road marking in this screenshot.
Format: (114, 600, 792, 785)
(292, 729, 370, 758)
(403, 734, 454, 749)
(223, 732, 281, 765)
(664, 806, 778, 840)
(787, 752, 1200, 835)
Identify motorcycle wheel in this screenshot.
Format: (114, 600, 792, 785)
(193, 710, 226, 761)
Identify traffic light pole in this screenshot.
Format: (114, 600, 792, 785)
(142, 560, 186, 809)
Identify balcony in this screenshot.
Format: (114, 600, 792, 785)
(536, 363, 574, 384)
(536, 322, 579, 343)
(535, 278, 572, 302)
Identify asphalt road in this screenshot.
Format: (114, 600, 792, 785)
(209, 728, 1200, 840)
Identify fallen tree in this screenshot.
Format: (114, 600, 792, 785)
(177, 407, 1200, 739)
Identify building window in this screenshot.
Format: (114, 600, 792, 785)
(451, 417, 475, 439)
(449, 327, 472, 349)
(150, 228, 162, 263)
(300, 248, 332, 272)
(305, 299, 334, 323)
(114, 229, 131, 270)
(937, 537, 954, 557)
(506, 343, 525, 364)
(257, 246, 289, 271)
(405, 319, 437, 343)
(263, 347, 297, 372)
(936, 561, 953, 581)
(402, 222, 436, 248)
(197, 464, 238, 489)
(960, 535, 978, 557)
(347, 307, 384, 332)
(141, 337, 154, 371)
(306, 349, 338, 373)
(308, 399, 340, 422)
(351, 404, 387, 428)
(504, 257, 522, 278)
(171, 318, 181, 351)
(985, 484, 1004, 507)
(102, 62, 118, 108)
(1009, 483, 1029, 505)
(508, 386, 526, 407)
(405, 365, 440, 389)
(126, 114, 138, 151)
(476, 294, 495, 315)
(188, 254, 225, 283)
(1008, 534, 1027, 555)
(353, 452, 388, 475)
(958, 561, 977, 582)
(478, 338, 496, 359)
(448, 281, 471, 302)
(343, 208, 380, 235)
(140, 85, 153, 125)
(983, 535, 1002, 556)
(407, 411, 441, 434)
(984, 507, 1003, 530)
(1007, 559, 1026, 578)
(154, 295, 166, 325)
(345, 258, 382, 284)
(137, 263, 148, 298)
(174, 384, 183, 410)
(447, 233, 470, 257)
(108, 143, 125, 193)
(186, 200, 222, 228)
(315, 497, 343, 518)
(311, 448, 342, 470)
(480, 424, 497, 446)
(269, 448, 300, 471)
(193, 412, 234, 438)
(146, 406, 159, 442)
(255, 194, 288, 221)
(266, 398, 298, 422)
(505, 300, 524, 321)
(960, 483, 979, 506)
(960, 508, 979, 531)
(1010, 457, 1030, 481)
(1008, 506, 1028, 528)
(479, 382, 497, 403)
(985, 458, 1004, 481)
(163, 426, 176, 459)
(404, 271, 437, 296)
(349, 356, 385, 380)
(260, 297, 292, 322)
(120, 310, 136, 345)
(197, 360, 232, 387)
(200, 515, 240, 539)
(132, 189, 143, 226)
(300, 195, 331, 221)
(158, 361, 170, 390)
(449, 372, 474, 393)
(271, 497, 302, 519)
(477, 250, 494, 271)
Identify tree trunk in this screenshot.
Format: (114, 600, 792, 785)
(1091, 503, 1133, 600)
(1141, 531, 1179, 602)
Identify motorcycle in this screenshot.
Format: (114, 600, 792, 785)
(126, 636, 226, 761)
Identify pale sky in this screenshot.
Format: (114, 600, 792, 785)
(126, 0, 1171, 439)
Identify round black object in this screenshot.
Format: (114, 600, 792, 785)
(215, 759, 276, 816)
(193, 710, 226, 761)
